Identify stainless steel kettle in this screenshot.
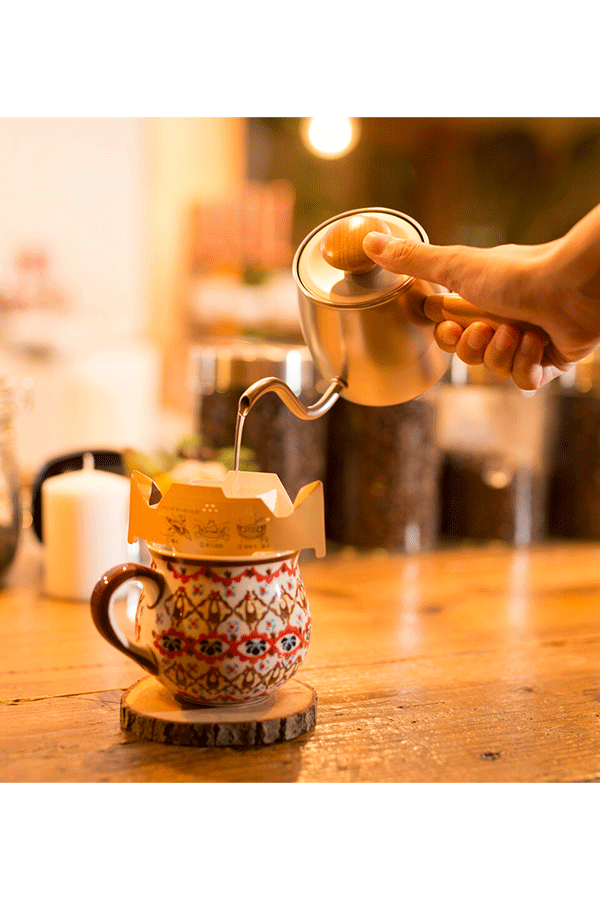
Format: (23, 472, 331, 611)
(238, 207, 524, 420)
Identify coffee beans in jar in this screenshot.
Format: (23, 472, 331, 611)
(324, 397, 441, 552)
(547, 362, 600, 539)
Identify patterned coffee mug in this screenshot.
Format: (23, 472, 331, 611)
(91, 543, 311, 706)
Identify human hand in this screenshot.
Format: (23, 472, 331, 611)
(363, 225, 600, 391)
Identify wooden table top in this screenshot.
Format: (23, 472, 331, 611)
(2, 533, 600, 783)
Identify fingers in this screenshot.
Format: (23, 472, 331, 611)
(432, 320, 548, 391)
(434, 321, 497, 366)
(455, 323, 496, 366)
(511, 331, 545, 391)
(483, 324, 522, 379)
(433, 320, 464, 352)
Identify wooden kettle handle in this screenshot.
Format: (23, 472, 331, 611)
(423, 293, 549, 342)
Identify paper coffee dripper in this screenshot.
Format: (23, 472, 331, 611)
(128, 470, 326, 558)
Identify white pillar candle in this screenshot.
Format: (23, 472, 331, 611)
(42, 463, 131, 602)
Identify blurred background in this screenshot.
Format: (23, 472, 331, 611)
(2, 116, 600, 551)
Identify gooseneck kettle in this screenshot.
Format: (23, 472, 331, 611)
(237, 208, 534, 421)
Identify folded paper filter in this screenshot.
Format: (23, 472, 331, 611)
(128, 470, 326, 558)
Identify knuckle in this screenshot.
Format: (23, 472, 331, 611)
(392, 239, 418, 263)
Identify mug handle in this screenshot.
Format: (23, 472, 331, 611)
(91, 563, 166, 676)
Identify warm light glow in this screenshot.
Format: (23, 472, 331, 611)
(302, 117, 360, 159)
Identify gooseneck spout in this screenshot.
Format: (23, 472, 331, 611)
(238, 376, 347, 421)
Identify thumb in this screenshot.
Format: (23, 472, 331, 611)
(363, 231, 463, 287)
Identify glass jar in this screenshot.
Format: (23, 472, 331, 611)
(188, 340, 327, 500)
(324, 396, 441, 553)
(0, 376, 32, 582)
(436, 359, 555, 546)
(546, 352, 600, 539)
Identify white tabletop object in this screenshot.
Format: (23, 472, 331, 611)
(42, 460, 131, 602)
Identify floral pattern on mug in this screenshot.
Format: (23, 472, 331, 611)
(137, 551, 311, 705)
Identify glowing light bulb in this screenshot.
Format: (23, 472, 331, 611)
(302, 117, 360, 159)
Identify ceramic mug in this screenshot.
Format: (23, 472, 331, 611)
(90, 542, 311, 706)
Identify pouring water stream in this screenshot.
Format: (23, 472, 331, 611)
(233, 375, 347, 477)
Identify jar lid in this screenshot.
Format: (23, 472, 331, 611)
(188, 340, 317, 396)
(293, 207, 428, 309)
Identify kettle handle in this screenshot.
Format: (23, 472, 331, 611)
(90, 563, 165, 675)
(423, 293, 550, 343)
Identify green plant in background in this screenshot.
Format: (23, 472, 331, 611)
(122, 434, 259, 480)
(122, 447, 175, 480)
(242, 265, 270, 285)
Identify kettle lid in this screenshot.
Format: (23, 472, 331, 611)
(293, 207, 429, 309)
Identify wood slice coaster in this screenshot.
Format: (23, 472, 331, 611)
(121, 676, 317, 747)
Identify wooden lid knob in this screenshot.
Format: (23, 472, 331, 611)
(320, 214, 392, 275)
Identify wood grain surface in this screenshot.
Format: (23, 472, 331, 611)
(2, 534, 600, 782)
(120, 676, 318, 747)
